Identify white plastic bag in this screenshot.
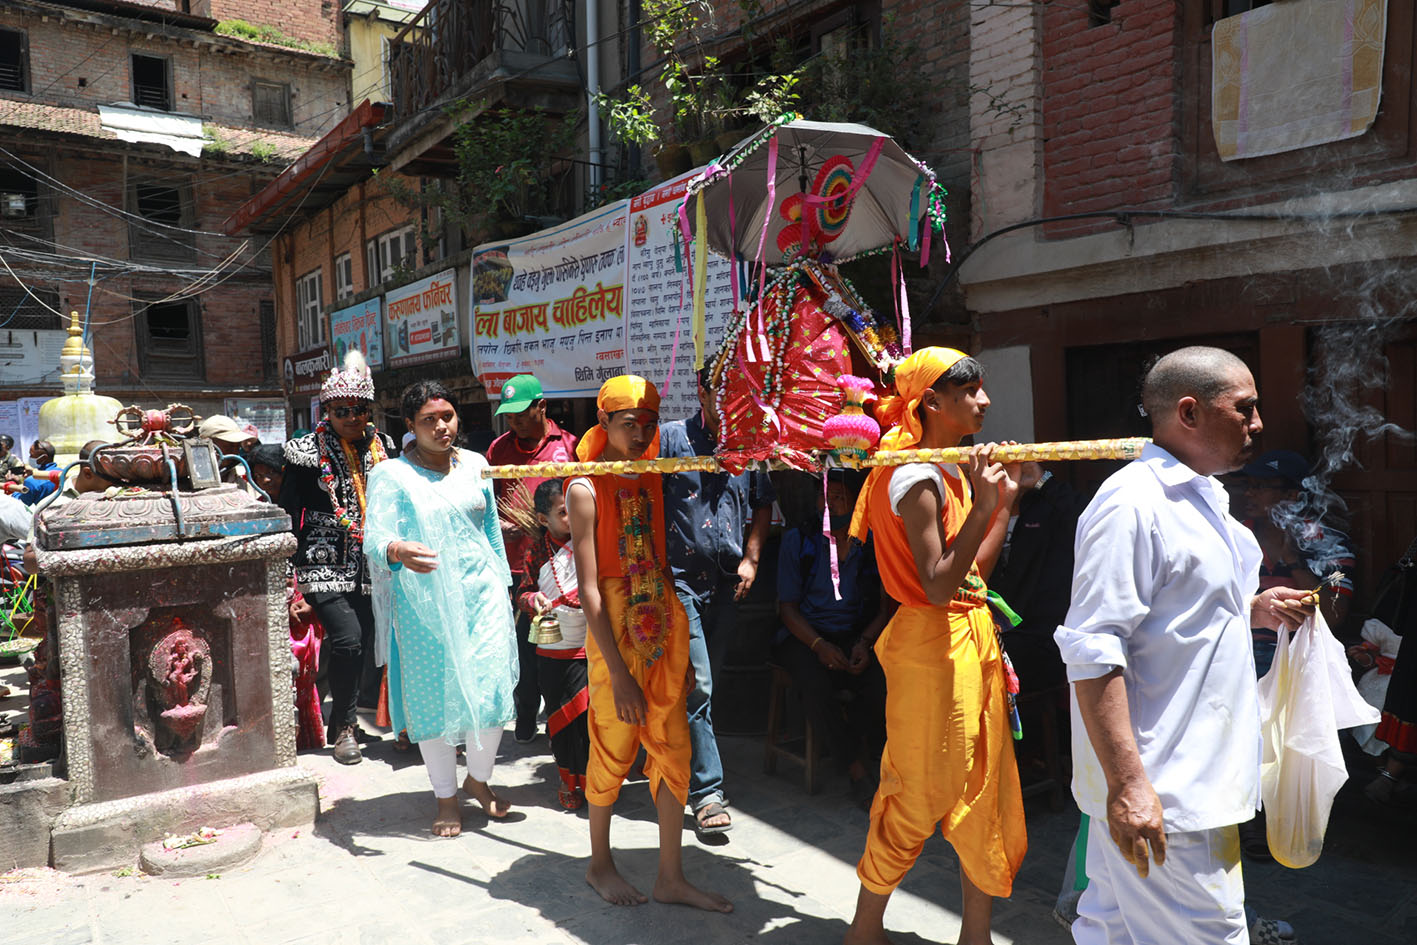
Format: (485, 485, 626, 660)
(1257, 610, 1380, 868)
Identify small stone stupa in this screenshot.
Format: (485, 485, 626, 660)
(38, 310, 124, 467)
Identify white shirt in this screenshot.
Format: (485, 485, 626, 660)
(534, 538, 588, 650)
(1054, 443, 1263, 832)
(886, 462, 958, 515)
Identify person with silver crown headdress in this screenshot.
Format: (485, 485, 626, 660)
(279, 350, 396, 765)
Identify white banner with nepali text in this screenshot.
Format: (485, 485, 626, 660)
(625, 172, 737, 421)
(471, 202, 629, 399)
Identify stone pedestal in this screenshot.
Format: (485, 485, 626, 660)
(35, 487, 319, 873)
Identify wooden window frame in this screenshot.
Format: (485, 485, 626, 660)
(130, 52, 173, 112)
(251, 78, 292, 128)
(136, 298, 204, 381)
(127, 178, 195, 262)
(0, 27, 28, 93)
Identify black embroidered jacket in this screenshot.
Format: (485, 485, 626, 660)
(278, 428, 397, 595)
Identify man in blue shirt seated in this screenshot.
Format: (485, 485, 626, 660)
(775, 471, 894, 808)
(19, 440, 59, 507)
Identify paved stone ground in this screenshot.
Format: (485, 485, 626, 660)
(2, 697, 1415, 943)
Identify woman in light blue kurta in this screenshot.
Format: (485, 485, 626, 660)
(364, 380, 519, 836)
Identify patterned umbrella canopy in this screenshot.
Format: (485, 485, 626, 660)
(682, 118, 942, 267)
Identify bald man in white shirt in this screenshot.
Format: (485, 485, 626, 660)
(1054, 347, 1313, 945)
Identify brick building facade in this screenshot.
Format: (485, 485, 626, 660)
(962, 0, 1417, 602)
(0, 0, 349, 433)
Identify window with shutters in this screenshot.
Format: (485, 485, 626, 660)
(0, 29, 27, 93)
(128, 180, 194, 261)
(137, 299, 203, 380)
(296, 268, 325, 350)
(252, 79, 292, 128)
(365, 225, 416, 285)
(334, 252, 354, 301)
(259, 299, 277, 381)
(131, 53, 171, 111)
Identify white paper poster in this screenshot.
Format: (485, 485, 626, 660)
(471, 202, 629, 399)
(330, 297, 385, 371)
(18, 396, 47, 458)
(224, 398, 288, 445)
(624, 173, 737, 421)
(384, 268, 459, 369)
(0, 329, 67, 387)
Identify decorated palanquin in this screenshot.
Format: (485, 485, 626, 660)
(706, 260, 901, 471)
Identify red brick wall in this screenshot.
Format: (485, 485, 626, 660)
(275, 177, 421, 361)
(0, 7, 348, 137)
(1041, 0, 1180, 237)
(195, 0, 341, 50)
(26, 150, 282, 395)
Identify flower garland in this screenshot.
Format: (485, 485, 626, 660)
(616, 485, 669, 665)
(315, 420, 386, 543)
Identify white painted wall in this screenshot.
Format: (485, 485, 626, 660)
(976, 344, 1034, 443)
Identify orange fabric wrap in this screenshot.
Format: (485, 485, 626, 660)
(866, 464, 986, 611)
(855, 454, 1025, 897)
(582, 473, 667, 579)
(849, 346, 968, 544)
(857, 603, 1027, 897)
(585, 576, 691, 807)
(577, 375, 662, 462)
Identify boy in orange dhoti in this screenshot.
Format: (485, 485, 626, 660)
(566, 375, 733, 913)
(843, 348, 1027, 945)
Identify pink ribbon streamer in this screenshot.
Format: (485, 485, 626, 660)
(824, 473, 842, 600)
(728, 171, 739, 313)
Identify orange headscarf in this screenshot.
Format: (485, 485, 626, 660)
(848, 346, 968, 542)
(577, 375, 663, 461)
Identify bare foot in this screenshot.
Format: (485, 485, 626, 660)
(586, 861, 648, 906)
(462, 775, 511, 818)
(842, 922, 893, 945)
(432, 796, 462, 837)
(653, 875, 733, 913)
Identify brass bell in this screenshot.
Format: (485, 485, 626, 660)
(528, 612, 562, 645)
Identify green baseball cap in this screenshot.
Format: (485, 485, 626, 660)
(495, 374, 544, 415)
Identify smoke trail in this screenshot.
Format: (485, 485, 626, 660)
(1269, 265, 1414, 580)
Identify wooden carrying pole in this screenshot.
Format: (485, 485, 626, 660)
(480, 438, 1150, 479)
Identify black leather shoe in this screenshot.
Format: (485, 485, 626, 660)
(514, 717, 538, 744)
(332, 725, 363, 765)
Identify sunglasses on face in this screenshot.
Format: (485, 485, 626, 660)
(330, 405, 371, 420)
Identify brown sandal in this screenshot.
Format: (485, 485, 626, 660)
(392, 730, 412, 752)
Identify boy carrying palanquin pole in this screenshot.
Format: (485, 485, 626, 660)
(565, 375, 733, 913)
(843, 347, 1027, 945)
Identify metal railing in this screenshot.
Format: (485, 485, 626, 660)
(387, 0, 575, 121)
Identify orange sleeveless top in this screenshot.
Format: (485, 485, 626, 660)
(867, 464, 988, 612)
(570, 473, 667, 579)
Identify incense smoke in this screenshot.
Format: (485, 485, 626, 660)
(1270, 264, 1414, 575)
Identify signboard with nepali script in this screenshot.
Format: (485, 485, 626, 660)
(384, 268, 459, 369)
(283, 345, 334, 396)
(624, 171, 737, 421)
(470, 202, 628, 398)
(330, 297, 385, 371)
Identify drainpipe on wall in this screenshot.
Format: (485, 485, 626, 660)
(586, 0, 603, 196)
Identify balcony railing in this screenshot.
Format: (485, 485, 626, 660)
(387, 0, 575, 122)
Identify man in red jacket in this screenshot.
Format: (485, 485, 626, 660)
(487, 374, 578, 743)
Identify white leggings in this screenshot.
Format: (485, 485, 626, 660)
(417, 728, 503, 798)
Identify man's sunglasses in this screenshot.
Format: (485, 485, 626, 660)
(330, 405, 371, 420)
